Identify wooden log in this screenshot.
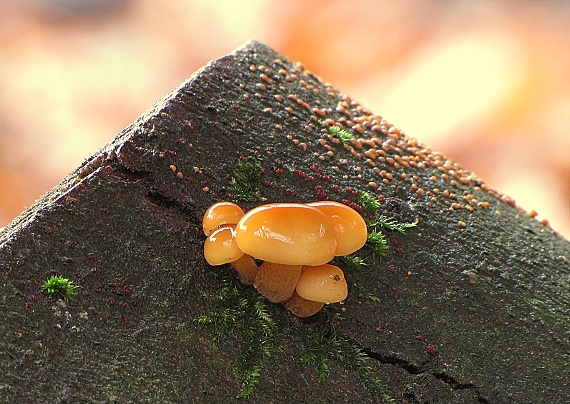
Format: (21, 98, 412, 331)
(0, 40, 568, 403)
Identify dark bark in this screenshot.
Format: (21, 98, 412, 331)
(0, 40, 568, 403)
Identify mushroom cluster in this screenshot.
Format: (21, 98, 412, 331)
(203, 201, 368, 317)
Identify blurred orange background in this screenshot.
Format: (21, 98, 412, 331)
(1, 0, 569, 239)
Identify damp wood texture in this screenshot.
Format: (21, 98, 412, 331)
(0, 41, 569, 403)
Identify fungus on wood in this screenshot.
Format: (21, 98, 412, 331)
(0, 40, 569, 403)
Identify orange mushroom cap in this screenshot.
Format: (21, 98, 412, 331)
(305, 201, 368, 256)
(202, 201, 245, 236)
(296, 264, 348, 304)
(235, 203, 336, 266)
(203, 225, 244, 266)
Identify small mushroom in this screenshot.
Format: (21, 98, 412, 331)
(283, 290, 325, 318)
(296, 264, 348, 304)
(202, 201, 245, 236)
(230, 254, 259, 285)
(306, 201, 368, 256)
(254, 261, 302, 303)
(203, 225, 244, 266)
(202, 200, 367, 317)
(235, 203, 337, 266)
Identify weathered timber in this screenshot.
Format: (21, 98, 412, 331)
(0, 40, 568, 403)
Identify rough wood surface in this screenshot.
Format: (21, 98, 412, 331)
(1, 40, 568, 403)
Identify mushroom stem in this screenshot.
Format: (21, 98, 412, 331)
(283, 291, 325, 318)
(254, 261, 302, 303)
(230, 254, 259, 285)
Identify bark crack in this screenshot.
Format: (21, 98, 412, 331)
(114, 165, 151, 182)
(145, 188, 200, 223)
(356, 343, 491, 403)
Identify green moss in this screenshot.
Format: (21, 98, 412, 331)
(298, 309, 394, 402)
(366, 231, 389, 254)
(357, 190, 381, 212)
(229, 155, 266, 202)
(298, 310, 343, 382)
(337, 255, 369, 270)
(42, 275, 78, 301)
(195, 273, 394, 401)
(369, 215, 419, 233)
(341, 190, 419, 256)
(195, 275, 278, 398)
(326, 125, 355, 143)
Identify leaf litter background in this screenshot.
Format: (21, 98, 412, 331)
(1, 0, 569, 238)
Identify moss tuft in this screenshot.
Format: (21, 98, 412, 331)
(326, 125, 355, 143)
(337, 255, 369, 270)
(369, 215, 418, 233)
(229, 155, 267, 202)
(298, 309, 394, 402)
(357, 190, 381, 212)
(42, 275, 78, 301)
(366, 231, 389, 254)
(195, 275, 278, 398)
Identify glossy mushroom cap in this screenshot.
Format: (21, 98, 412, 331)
(203, 225, 244, 266)
(296, 264, 348, 304)
(235, 203, 337, 266)
(202, 201, 245, 236)
(306, 201, 368, 256)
